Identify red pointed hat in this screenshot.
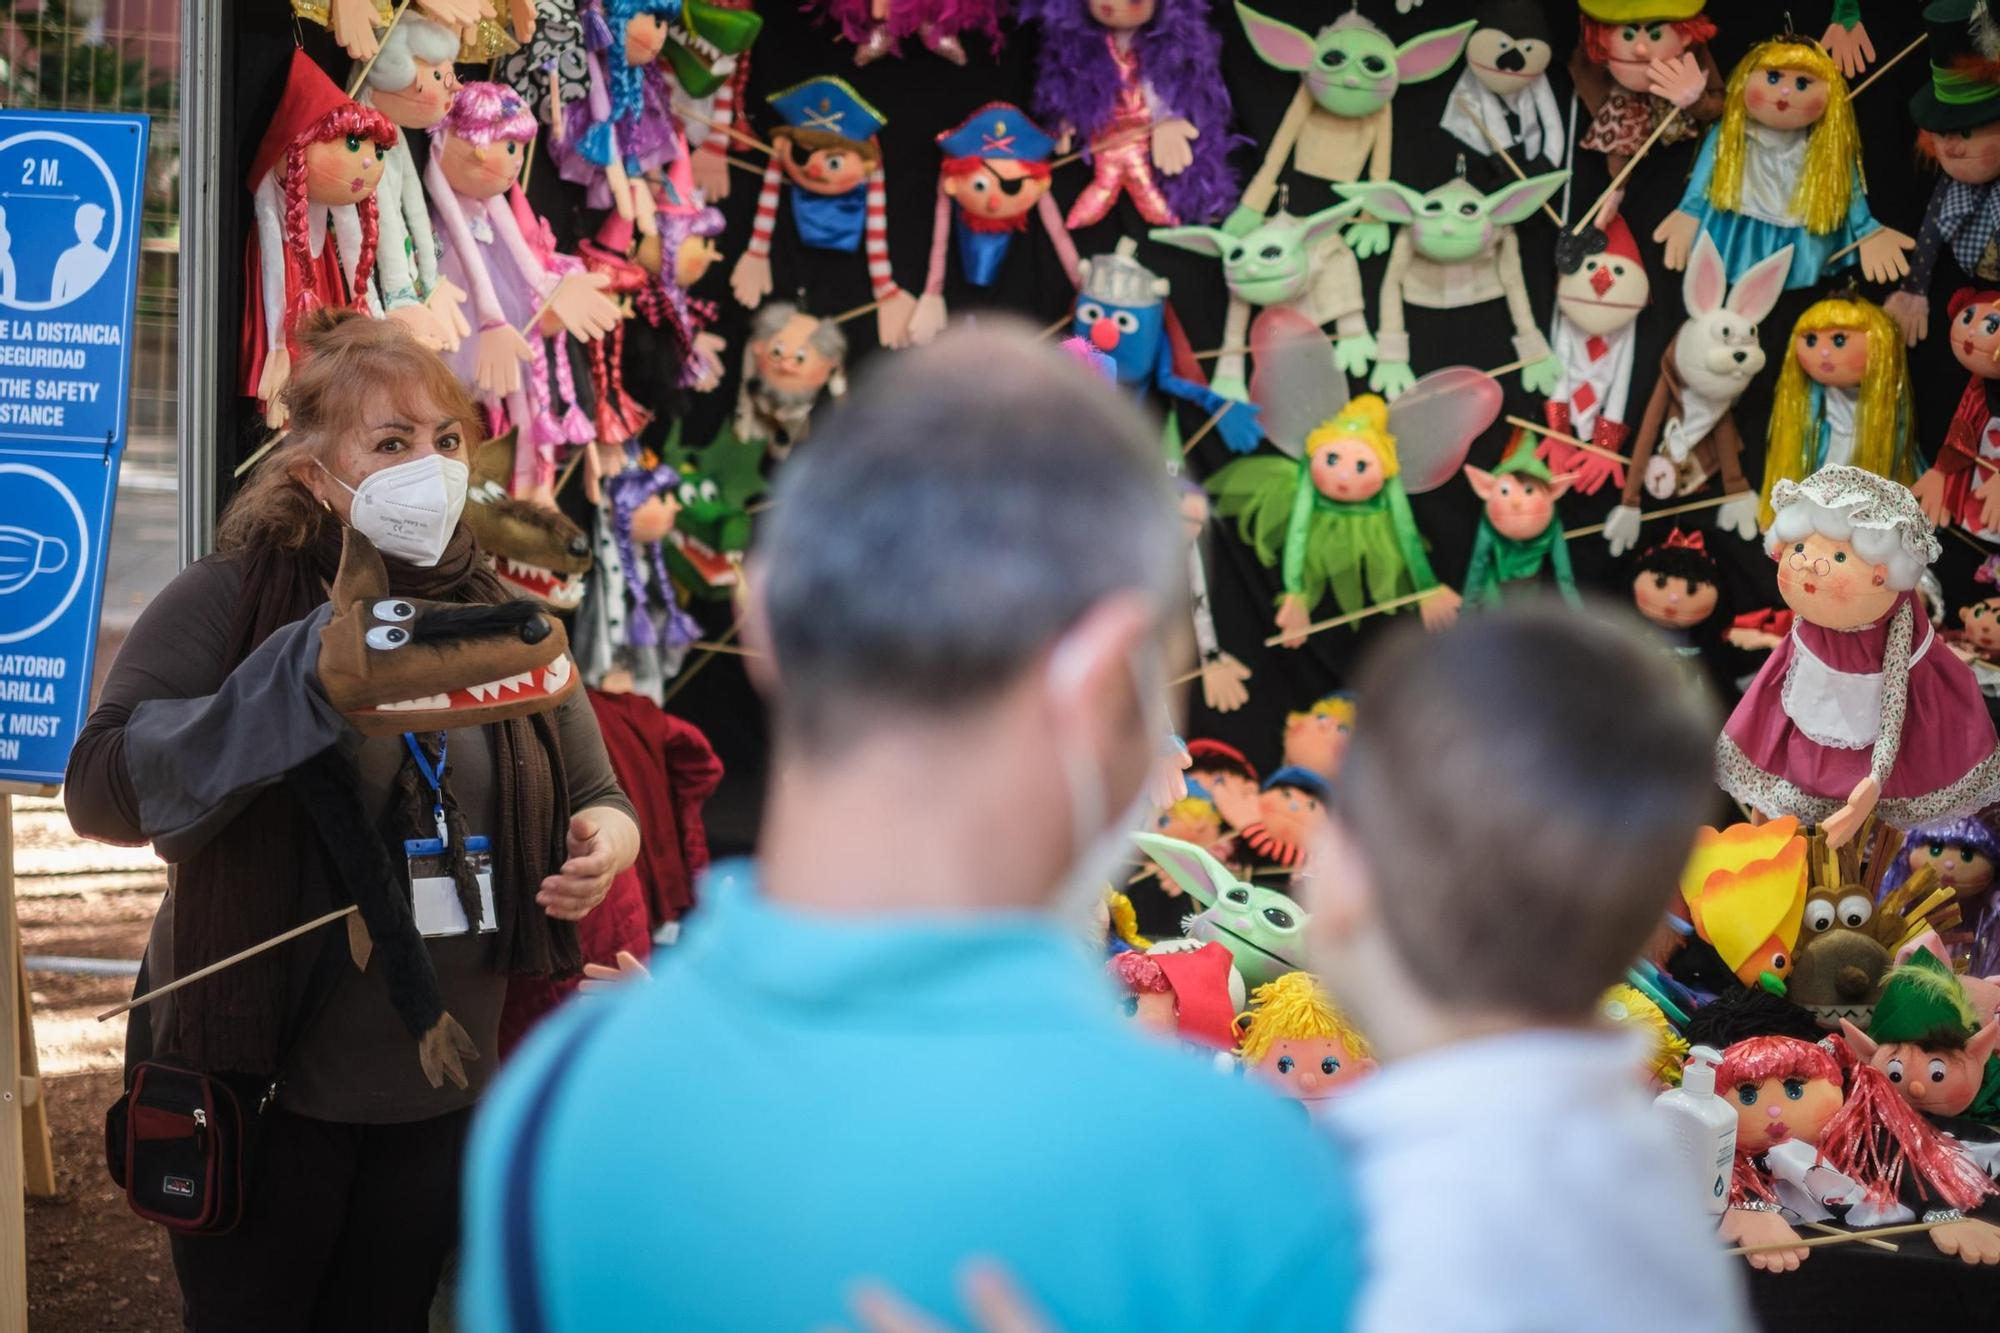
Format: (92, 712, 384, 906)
(1153, 942, 1240, 1051)
(1600, 213, 1642, 266)
(248, 49, 366, 188)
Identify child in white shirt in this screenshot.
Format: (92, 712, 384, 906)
(1308, 602, 1752, 1333)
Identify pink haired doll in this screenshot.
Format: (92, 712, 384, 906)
(547, 0, 684, 233)
(425, 82, 622, 499)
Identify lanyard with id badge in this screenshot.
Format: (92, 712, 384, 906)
(403, 732, 497, 937)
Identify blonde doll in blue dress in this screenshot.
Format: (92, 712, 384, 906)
(1654, 38, 1913, 291)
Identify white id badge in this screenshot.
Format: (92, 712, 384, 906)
(405, 835, 497, 937)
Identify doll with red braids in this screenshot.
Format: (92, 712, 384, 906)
(241, 50, 399, 427)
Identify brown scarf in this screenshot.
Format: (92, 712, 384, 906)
(171, 512, 580, 1074)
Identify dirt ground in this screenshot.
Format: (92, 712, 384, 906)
(17, 795, 181, 1332)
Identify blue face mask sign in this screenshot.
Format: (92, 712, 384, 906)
(0, 110, 148, 787)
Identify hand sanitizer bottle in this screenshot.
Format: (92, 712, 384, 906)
(1653, 1044, 1737, 1217)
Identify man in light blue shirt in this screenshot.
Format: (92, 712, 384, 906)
(461, 327, 1362, 1331)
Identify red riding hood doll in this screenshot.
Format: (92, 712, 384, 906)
(241, 50, 399, 427)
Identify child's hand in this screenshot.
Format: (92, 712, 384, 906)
(581, 950, 651, 993)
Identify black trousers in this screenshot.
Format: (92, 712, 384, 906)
(169, 1105, 471, 1333)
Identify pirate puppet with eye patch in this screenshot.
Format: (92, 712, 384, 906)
(729, 77, 918, 348)
(909, 103, 1082, 345)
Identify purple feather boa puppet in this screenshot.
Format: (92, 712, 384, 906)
(1020, 0, 1241, 227)
(809, 0, 1009, 65)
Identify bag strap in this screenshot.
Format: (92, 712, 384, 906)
(500, 1007, 610, 1333)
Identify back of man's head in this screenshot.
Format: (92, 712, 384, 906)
(753, 323, 1183, 755)
(1336, 601, 1717, 1021)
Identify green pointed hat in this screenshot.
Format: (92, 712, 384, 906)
(1868, 947, 1980, 1048)
(1494, 441, 1554, 484)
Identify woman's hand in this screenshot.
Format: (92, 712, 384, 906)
(538, 806, 640, 921)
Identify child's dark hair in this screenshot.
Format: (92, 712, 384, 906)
(1339, 601, 1718, 1019)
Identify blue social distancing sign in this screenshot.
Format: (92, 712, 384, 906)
(0, 110, 147, 786)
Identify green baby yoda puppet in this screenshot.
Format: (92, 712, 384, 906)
(1462, 444, 1581, 610)
(1232, 4, 1475, 257)
(1133, 831, 1307, 991)
(1335, 170, 1568, 400)
(1151, 197, 1375, 397)
(1207, 309, 1500, 645)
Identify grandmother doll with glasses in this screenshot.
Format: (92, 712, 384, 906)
(1717, 466, 2000, 850)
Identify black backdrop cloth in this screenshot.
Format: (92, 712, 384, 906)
(217, 3, 1996, 855)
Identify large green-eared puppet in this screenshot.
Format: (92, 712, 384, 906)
(1230, 4, 1475, 256)
(1151, 196, 1375, 399)
(1206, 310, 1500, 646)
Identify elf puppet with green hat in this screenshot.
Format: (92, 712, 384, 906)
(1884, 0, 2000, 344)
(1460, 438, 1582, 610)
(1841, 947, 2000, 1132)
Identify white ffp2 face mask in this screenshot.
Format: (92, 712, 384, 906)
(320, 454, 469, 568)
(1048, 640, 1175, 930)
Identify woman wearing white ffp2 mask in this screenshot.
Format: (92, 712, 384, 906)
(315, 430, 469, 568)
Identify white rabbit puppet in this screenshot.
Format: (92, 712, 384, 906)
(1604, 233, 1792, 556)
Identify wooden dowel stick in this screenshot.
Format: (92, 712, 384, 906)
(1037, 313, 1073, 341)
(1801, 1220, 1898, 1253)
(1180, 406, 1230, 457)
(661, 621, 741, 705)
(1485, 357, 1529, 379)
(233, 430, 287, 479)
(1565, 491, 1737, 540)
(1503, 414, 1632, 467)
(1850, 34, 1927, 99)
(1459, 97, 1563, 226)
(679, 107, 777, 159)
(689, 640, 762, 658)
(1575, 109, 1679, 235)
(1051, 124, 1152, 170)
(552, 441, 588, 499)
(344, 0, 412, 98)
(98, 906, 358, 1023)
(724, 154, 767, 180)
(1263, 589, 1433, 647)
(1727, 1216, 1953, 1256)
(833, 297, 884, 325)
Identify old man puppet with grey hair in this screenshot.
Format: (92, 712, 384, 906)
(1718, 465, 2000, 848)
(734, 300, 849, 460)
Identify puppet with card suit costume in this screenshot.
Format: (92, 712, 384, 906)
(425, 82, 623, 498)
(1607, 232, 1787, 557)
(1207, 313, 1498, 645)
(1885, 2, 2000, 346)
(909, 103, 1079, 345)
(242, 51, 400, 427)
(1912, 287, 2000, 542)
(1231, 5, 1473, 256)
(1718, 467, 2000, 847)
(729, 77, 916, 348)
(1019, 0, 1238, 229)
(1536, 216, 1650, 496)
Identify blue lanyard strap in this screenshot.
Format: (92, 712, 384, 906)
(402, 732, 450, 845)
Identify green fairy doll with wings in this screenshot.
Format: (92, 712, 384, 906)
(1205, 310, 1500, 646)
